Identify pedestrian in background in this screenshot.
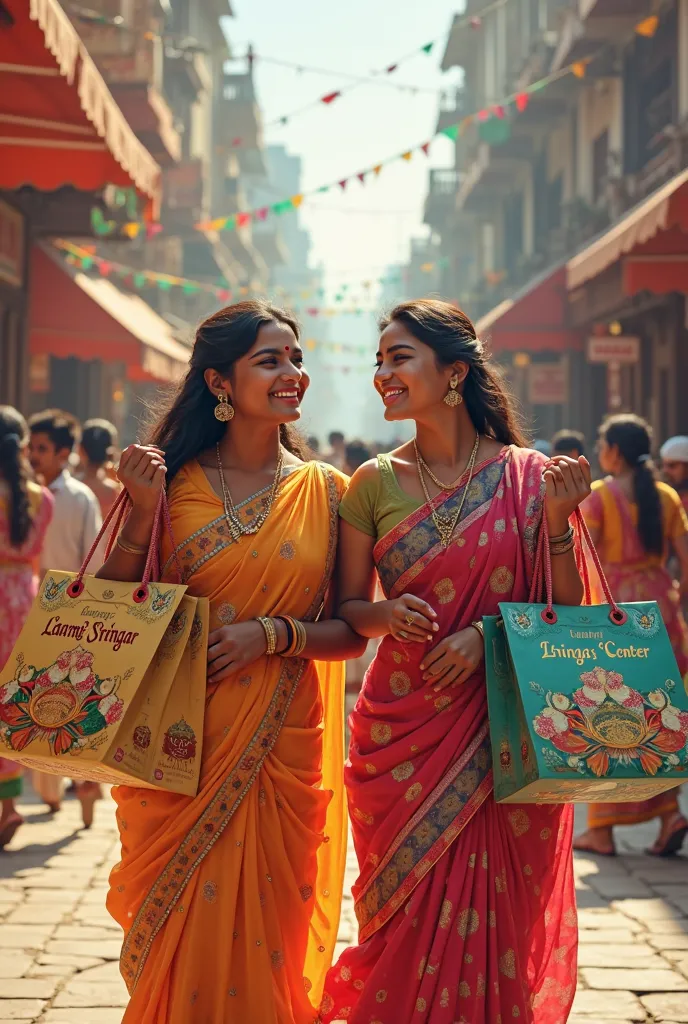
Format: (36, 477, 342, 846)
(78, 419, 122, 518)
(27, 410, 103, 826)
(660, 435, 688, 513)
(0, 407, 53, 848)
(552, 428, 586, 460)
(324, 429, 347, 470)
(575, 414, 688, 858)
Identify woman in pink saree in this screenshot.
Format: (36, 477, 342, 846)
(321, 301, 591, 1024)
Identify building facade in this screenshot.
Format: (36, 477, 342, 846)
(424, 0, 688, 446)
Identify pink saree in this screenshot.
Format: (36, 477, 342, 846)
(322, 447, 577, 1024)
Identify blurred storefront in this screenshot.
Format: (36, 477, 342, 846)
(0, 0, 160, 411)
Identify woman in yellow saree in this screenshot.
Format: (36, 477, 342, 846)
(99, 301, 365, 1023)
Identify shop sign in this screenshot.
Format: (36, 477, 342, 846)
(528, 362, 568, 405)
(587, 336, 640, 364)
(0, 200, 24, 288)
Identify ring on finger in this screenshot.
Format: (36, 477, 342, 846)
(398, 629, 408, 640)
(404, 614, 415, 626)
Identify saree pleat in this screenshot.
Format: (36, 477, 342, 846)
(108, 460, 347, 1023)
(322, 447, 577, 1024)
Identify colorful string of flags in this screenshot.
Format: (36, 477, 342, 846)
(53, 240, 389, 317)
(100, 55, 594, 241)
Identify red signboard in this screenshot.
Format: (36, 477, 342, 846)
(528, 362, 568, 405)
(0, 199, 24, 288)
(587, 336, 640, 364)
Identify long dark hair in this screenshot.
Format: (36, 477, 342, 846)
(149, 301, 310, 480)
(601, 414, 663, 556)
(380, 299, 528, 446)
(0, 406, 33, 547)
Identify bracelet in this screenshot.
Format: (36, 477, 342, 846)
(116, 534, 149, 556)
(257, 617, 278, 656)
(551, 539, 576, 557)
(275, 616, 294, 655)
(548, 526, 574, 547)
(469, 620, 484, 641)
(292, 619, 308, 657)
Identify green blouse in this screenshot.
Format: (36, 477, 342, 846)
(339, 454, 421, 541)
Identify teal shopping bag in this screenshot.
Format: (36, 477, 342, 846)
(485, 511, 688, 804)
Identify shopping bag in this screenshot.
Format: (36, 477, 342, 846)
(0, 489, 207, 795)
(485, 509, 688, 803)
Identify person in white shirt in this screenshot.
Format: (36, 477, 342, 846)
(27, 410, 103, 827)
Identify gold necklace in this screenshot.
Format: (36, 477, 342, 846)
(215, 442, 284, 541)
(413, 438, 466, 490)
(415, 433, 480, 547)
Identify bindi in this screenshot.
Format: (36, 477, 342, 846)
(284, 346, 290, 352)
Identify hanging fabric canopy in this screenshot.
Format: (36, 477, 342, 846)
(0, 0, 160, 206)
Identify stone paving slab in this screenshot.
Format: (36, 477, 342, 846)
(0, 780, 686, 1022)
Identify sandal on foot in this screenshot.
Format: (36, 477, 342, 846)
(573, 835, 616, 857)
(647, 817, 688, 857)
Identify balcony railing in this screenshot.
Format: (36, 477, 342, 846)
(424, 169, 460, 227)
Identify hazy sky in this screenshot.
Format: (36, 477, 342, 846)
(225, 0, 461, 295)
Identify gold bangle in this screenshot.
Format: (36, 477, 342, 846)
(292, 619, 308, 657)
(470, 620, 484, 640)
(258, 617, 277, 656)
(116, 534, 149, 556)
(551, 540, 575, 557)
(548, 526, 574, 546)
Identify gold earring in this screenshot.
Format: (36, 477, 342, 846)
(444, 374, 463, 407)
(214, 393, 234, 422)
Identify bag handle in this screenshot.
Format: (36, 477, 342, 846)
(65, 487, 183, 602)
(532, 506, 627, 627)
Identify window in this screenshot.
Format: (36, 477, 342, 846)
(592, 129, 609, 205)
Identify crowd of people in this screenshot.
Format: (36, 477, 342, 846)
(0, 296, 687, 1022)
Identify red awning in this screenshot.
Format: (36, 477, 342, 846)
(475, 265, 582, 353)
(567, 169, 688, 292)
(29, 245, 190, 385)
(0, 0, 160, 205)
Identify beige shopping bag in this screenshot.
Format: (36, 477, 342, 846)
(0, 491, 208, 796)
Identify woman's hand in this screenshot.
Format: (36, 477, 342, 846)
(207, 621, 267, 684)
(386, 594, 438, 643)
(117, 445, 166, 513)
(544, 455, 592, 534)
(420, 626, 484, 691)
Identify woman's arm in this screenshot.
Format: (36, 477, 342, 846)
(543, 455, 592, 607)
(95, 445, 167, 582)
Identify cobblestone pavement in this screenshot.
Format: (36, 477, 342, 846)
(1, 790, 687, 1022)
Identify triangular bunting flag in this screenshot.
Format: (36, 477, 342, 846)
(145, 222, 162, 240)
(157, 278, 172, 292)
(572, 61, 587, 79)
(80, 256, 94, 271)
(477, 109, 490, 122)
(231, 137, 242, 147)
(122, 222, 140, 239)
(217, 288, 231, 301)
(515, 92, 529, 113)
(237, 212, 251, 227)
(493, 105, 506, 119)
(182, 282, 199, 295)
(317, 185, 330, 193)
(441, 125, 459, 141)
(421, 142, 431, 156)
(255, 207, 268, 221)
(133, 272, 146, 289)
(291, 194, 304, 208)
(272, 201, 292, 214)
(99, 261, 112, 277)
(321, 91, 341, 104)
(401, 151, 412, 161)
(386, 64, 398, 74)
(372, 165, 383, 176)
(635, 15, 659, 37)
(421, 42, 433, 54)
(357, 172, 366, 184)
(338, 179, 348, 191)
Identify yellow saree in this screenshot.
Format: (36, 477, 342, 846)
(107, 459, 348, 1023)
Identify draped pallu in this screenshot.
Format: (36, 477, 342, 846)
(108, 461, 348, 1024)
(322, 447, 578, 1024)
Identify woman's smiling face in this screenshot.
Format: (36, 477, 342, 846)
(374, 320, 459, 421)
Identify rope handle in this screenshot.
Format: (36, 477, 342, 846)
(531, 505, 626, 626)
(66, 487, 183, 601)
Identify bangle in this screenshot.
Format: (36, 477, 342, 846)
(275, 616, 294, 655)
(469, 620, 484, 641)
(548, 526, 574, 547)
(292, 619, 308, 657)
(551, 539, 575, 556)
(257, 617, 278, 656)
(116, 534, 149, 556)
